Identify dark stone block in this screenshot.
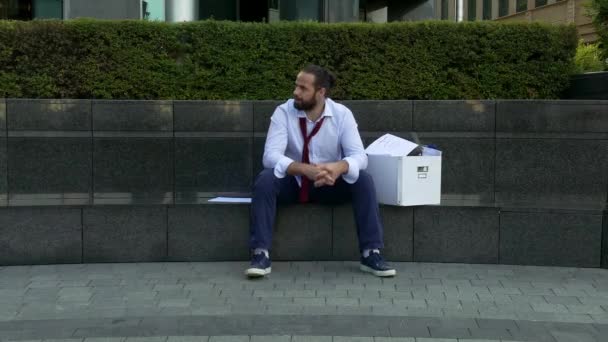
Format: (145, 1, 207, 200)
(563, 72, 608, 100)
(414, 207, 499, 263)
(495, 139, 608, 209)
(168, 205, 249, 261)
(253, 100, 283, 132)
(8, 137, 91, 205)
(497, 100, 608, 133)
(93, 138, 173, 204)
(0, 99, 6, 133)
(175, 138, 252, 197)
(0, 207, 82, 265)
(419, 137, 495, 204)
(83, 207, 167, 262)
(413, 100, 495, 132)
(271, 204, 332, 260)
(339, 100, 412, 132)
(253, 137, 266, 178)
(92, 100, 172, 131)
(332, 204, 414, 261)
(174, 101, 252, 132)
(499, 211, 602, 267)
(7, 99, 91, 131)
(602, 211, 608, 268)
(0, 138, 6, 206)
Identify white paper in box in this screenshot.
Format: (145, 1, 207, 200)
(364, 134, 442, 206)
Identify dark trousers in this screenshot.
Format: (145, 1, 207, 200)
(249, 168, 384, 252)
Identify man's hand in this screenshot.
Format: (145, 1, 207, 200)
(314, 161, 349, 187)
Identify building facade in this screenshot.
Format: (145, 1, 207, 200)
(0, 0, 596, 41)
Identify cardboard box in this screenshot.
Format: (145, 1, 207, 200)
(365, 134, 442, 206)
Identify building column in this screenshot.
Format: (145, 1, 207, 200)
(448, 0, 456, 20)
(527, 0, 535, 10)
(491, 0, 499, 18)
(566, 0, 575, 23)
(477, 0, 484, 20)
(165, 0, 198, 22)
(508, 0, 516, 15)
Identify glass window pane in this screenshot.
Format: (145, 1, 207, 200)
(516, 0, 527, 12)
(280, 0, 321, 21)
(441, 0, 448, 19)
(33, 0, 62, 19)
(200, 0, 237, 20)
(498, 0, 508, 17)
(1, 0, 33, 20)
(535, 0, 547, 6)
(482, 0, 491, 19)
(468, 0, 476, 20)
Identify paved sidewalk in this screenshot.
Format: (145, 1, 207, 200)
(0, 262, 607, 341)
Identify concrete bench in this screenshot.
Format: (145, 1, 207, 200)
(0, 99, 606, 268)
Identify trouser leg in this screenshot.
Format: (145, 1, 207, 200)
(249, 169, 298, 250)
(310, 170, 384, 251)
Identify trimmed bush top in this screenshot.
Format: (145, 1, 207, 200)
(0, 19, 577, 100)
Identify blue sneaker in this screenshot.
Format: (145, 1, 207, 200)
(245, 253, 271, 278)
(360, 251, 396, 277)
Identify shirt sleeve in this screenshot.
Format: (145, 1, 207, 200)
(263, 107, 294, 178)
(340, 110, 368, 184)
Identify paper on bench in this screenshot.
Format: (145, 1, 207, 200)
(364, 133, 418, 156)
(208, 197, 252, 203)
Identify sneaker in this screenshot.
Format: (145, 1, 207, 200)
(245, 252, 271, 278)
(360, 251, 396, 277)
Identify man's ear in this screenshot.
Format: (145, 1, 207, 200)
(317, 87, 327, 98)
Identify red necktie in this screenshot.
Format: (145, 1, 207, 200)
(298, 116, 325, 203)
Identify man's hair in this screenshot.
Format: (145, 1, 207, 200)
(301, 64, 336, 95)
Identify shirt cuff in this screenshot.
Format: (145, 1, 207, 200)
(273, 156, 294, 178)
(341, 157, 360, 184)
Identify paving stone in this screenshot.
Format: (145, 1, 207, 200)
(291, 337, 332, 342)
(250, 336, 291, 342)
(208, 337, 249, 342)
(166, 337, 209, 342)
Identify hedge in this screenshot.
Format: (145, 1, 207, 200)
(0, 19, 577, 100)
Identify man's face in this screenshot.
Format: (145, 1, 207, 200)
(293, 72, 320, 111)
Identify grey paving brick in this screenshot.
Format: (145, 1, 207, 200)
(250, 336, 291, 342)
(124, 339, 168, 342)
(326, 298, 359, 306)
(208, 337, 249, 342)
(166, 336, 209, 342)
(290, 337, 332, 342)
(373, 338, 415, 342)
(293, 297, 325, 306)
(566, 304, 605, 315)
(83, 339, 126, 342)
(544, 296, 582, 305)
(550, 330, 598, 342)
(333, 338, 373, 342)
(531, 303, 569, 313)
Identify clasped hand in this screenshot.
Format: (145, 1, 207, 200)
(304, 162, 347, 187)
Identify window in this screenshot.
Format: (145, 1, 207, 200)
(516, 0, 527, 12)
(468, 0, 476, 20)
(535, 0, 547, 6)
(498, 0, 508, 17)
(0, 0, 33, 20)
(441, 0, 448, 19)
(482, 0, 491, 19)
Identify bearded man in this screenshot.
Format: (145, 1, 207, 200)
(246, 64, 396, 278)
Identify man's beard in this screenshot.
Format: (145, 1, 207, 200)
(294, 96, 317, 111)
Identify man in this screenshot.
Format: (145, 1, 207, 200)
(246, 64, 396, 278)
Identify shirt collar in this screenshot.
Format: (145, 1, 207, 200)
(294, 98, 334, 120)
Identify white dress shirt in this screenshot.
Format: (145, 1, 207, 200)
(263, 98, 368, 185)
